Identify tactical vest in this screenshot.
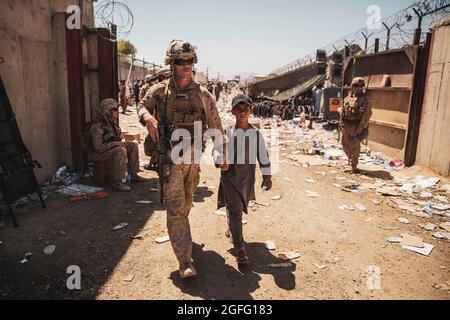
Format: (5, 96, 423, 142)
(82, 120, 120, 151)
(156, 80, 207, 146)
(342, 94, 367, 122)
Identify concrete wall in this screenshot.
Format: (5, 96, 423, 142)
(416, 16, 450, 177)
(119, 60, 155, 82)
(0, 0, 95, 182)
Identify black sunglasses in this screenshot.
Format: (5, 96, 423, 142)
(174, 59, 194, 66)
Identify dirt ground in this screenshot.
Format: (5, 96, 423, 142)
(0, 104, 449, 300)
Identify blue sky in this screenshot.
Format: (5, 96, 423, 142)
(101, 0, 417, 79)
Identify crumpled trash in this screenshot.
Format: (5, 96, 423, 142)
(57, 184, 103, 197)
(278, 251, 301, 261)
(419, 192, 433, 199)
(123, 274, 135, 282)
(324, 149, 344, 160)
(44, 245, 56, 255)
(387, 236, 402, 243)
(268, 263, 292, 268)
(414, 176, 440, 189)
(419, 223, 437, 231)
(20, 252, 33, 264)
(136, 201, 154, 204)
(398, 218, 410, 224)
(155, 235, 170, 244)
(212, 210, 227, 216)
(265, 241, 276, 250)
(439, 222, 450, 232)
(305, 190, 319, 198)
(355, 203, 367, 211)
(402, 243, 434, 256)
(271, 195, 283, 201)
(112, 223, 128, 231)
(401, 234, 424, 248)
(338, 205, 355, 211)
(433, 204, 450, 211)
(432, 231, 450, 240)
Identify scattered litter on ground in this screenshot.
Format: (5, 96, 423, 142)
(314, 264, 328, 269)
(242, 220, 248, 225)
(265, 241, 276, 250)
(367, 266, 381, 290)
(387, 236, 402, 243)
(268, 263, 292, 268)
(398, 218, 410, 224)
(376, 187, 401, 197)
(401, 234, 424, 248)
(433, 204, 450, 211)
(155, 235, 170, 244)
(112, 223, 128, 231)
(305, 190, 319, 198)
(372, 199, 381, 205)
(338, 205, 355, 211)
(439, 222, 450, 232)
(305, 178, 316, 184)
(123, 274, 135, 283)
(278, 251, 301, 261)
(20, 252, 33, 264)
(44, 245, 56, 255)
(381, 226, 401, 231)
(254, 201, 271, 207)
(355, 203, 367, 211)
(419, 223, 437, 231)
(212, 210, 227, 217)
(402, 243, 434, 256)
(433, 281, 450, 291)
(69, 191, 108, 202)
(57, 184, 103, 197)
(272, 195, 283, 201)
(432, 231, 450, 240)
(131, 233, 145, 240)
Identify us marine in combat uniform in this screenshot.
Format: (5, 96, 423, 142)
(340, 77, 372, 173)
(137, 40, 228, 279)
(87, 99, 145, 191)
(139, 75, 153, 101)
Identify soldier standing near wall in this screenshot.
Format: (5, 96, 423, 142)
(139, 75, 153, 101)
(137, 40, 228, 279)
(340, 77, 373, 173)
(119, 80, 127, 114)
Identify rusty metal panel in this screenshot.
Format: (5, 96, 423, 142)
(97, 28, 115, 102)
(65, 16, 86, 171)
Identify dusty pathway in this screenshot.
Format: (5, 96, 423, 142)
(0, 106, 449, 300)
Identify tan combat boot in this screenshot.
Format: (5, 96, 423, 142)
(113, 181, 132, 192)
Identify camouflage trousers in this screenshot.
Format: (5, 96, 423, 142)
(90, 142, 140, 181)
(342, 125, 364, 169)
(166, 163, 201, 265)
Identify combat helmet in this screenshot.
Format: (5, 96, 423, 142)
(351, 77, 366, 87)
(164, 40, 198, 65)
(144, 74, 152, 83)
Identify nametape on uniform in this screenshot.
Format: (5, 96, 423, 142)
(176, 94, 190, 100)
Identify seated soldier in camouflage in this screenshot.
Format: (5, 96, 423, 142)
(88, 99, 145, 192)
